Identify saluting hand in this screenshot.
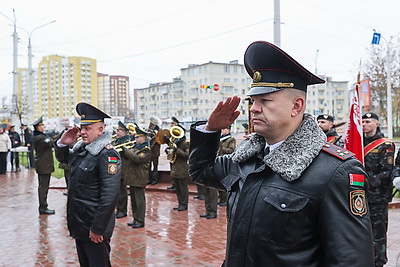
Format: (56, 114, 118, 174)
(59, 126, 80, 146)
(205, 96, 241, 131)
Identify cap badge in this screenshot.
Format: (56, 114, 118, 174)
(81, 114, 85, 119)
(253, 71, 262, 83)
(323, 115, 328, 119)
(366, 113, 371, 118)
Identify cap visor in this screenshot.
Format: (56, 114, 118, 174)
(247, 86, 281, 96)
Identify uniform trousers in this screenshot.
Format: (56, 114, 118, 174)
(174, 177, 188, 208)
(116, 181, 128, 215)
(370, 203, 389, 267)
(129, 186, 146, 224)
(204, 187, 218, 216)
(38, 173, 51, 212)
(148, 156, 159, 183)
(75, 238, 111, 267)
(0, 152, 7, 174)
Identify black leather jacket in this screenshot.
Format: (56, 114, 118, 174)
(189, 119, 373, 267)
(55, 132, 121, 241)
(363, 130, 395, 204)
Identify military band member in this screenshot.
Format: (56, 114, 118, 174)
(112, 121, 131, 219)
(189, 41, 373, 266)
(166, 119, 189, 211)
(362, 112, 395, 267)
(32, 117, 55, 215)
(317, 114, 344, 147)
(147, 116, 161, 185)
(123, 125, 151, 228)
(166, 116, 180, 191)
(55, 102, 121, 267)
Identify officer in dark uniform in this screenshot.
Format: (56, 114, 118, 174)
(8, 125, 21, 172)
(317, 114, 344, 147)
(112, 121, 131, 218)
(55, 102, 121, 267)
(189, 41, 374, 266)
(124, 125, 151, 228)
(217, 125, 236, 206)
(362, 112, 395, 267)
(32, 117, 55, 215)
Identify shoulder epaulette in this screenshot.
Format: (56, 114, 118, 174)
(321, 142, 354, 160)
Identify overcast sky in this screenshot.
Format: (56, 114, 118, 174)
(1, 0, 399, 103)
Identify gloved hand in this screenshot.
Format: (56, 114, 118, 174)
(393, 177, 400, 190)
(164, 136, 171, 144)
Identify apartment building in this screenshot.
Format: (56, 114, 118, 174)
(134, 60, 252, 130)
(98, 74, 130, 117)
(306, 77, 349, 123)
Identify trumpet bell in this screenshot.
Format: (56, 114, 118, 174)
(126, 123, 136, 135)
(170, 126, 184, 139)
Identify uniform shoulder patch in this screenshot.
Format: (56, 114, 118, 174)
(321, 142, 354, 160)
(349, 190, 367, 217)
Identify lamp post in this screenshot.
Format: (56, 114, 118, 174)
(20, 20, 56, 124)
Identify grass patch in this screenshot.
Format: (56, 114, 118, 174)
(19, 150, 65, 179)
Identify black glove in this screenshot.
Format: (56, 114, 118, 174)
(164, 136, 171, 144)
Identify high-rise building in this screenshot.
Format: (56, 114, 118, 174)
(33, 55, 98, 120)
(98, 74, 130, 117)
(134, 60, 251, 130)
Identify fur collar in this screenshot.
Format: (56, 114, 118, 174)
(232, 113, 326, 182)
(72, 130, 112, 156)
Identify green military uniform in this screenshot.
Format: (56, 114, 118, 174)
(32, 117, 55, 214)
(123, 125, 151, 228)
(169, 132, 190, 211)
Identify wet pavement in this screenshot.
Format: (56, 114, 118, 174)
(1, 166, 400, 266)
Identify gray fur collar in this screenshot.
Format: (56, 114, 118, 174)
(231, 113, 326, 182)
(72, 130, 112, 156)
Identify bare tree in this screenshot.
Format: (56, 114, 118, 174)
(362, 38, 400, 136)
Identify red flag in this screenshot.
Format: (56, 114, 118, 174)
(344, 83, 364, 164)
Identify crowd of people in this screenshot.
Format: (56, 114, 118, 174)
(1, 40, 400, 266)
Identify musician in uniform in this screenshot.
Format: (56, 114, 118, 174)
(317, 114, 344, 147)
(362, 112, 395, 267)
(122, 125, 151, 228)
(166, 116, 180, 191)
(113, 121, 131, 218)
(147, 116, 162, 185)
(32, 117, 56, 215)
(165, 120, 190, 211)
(55, 102, 120, 267)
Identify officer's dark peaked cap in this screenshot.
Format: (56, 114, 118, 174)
(117, 121, 129, 132)
(317, 114, 334, 122)
(171, 116, 180, 124)
(134, 123, 149, 137)
(32, 116, 44, 127)
(76, 102, 111, 125)
(362, 112, 379, 121)
(244, 41, 325, 96)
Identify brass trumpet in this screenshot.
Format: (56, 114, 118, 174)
(126, 123, 136, 135)
(156, 125, 185, 163)
(114, 140, 135, 152)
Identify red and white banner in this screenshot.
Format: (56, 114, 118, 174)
(344, 83, 364, 165)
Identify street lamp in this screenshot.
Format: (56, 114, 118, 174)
(19, 20, 56, 124)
